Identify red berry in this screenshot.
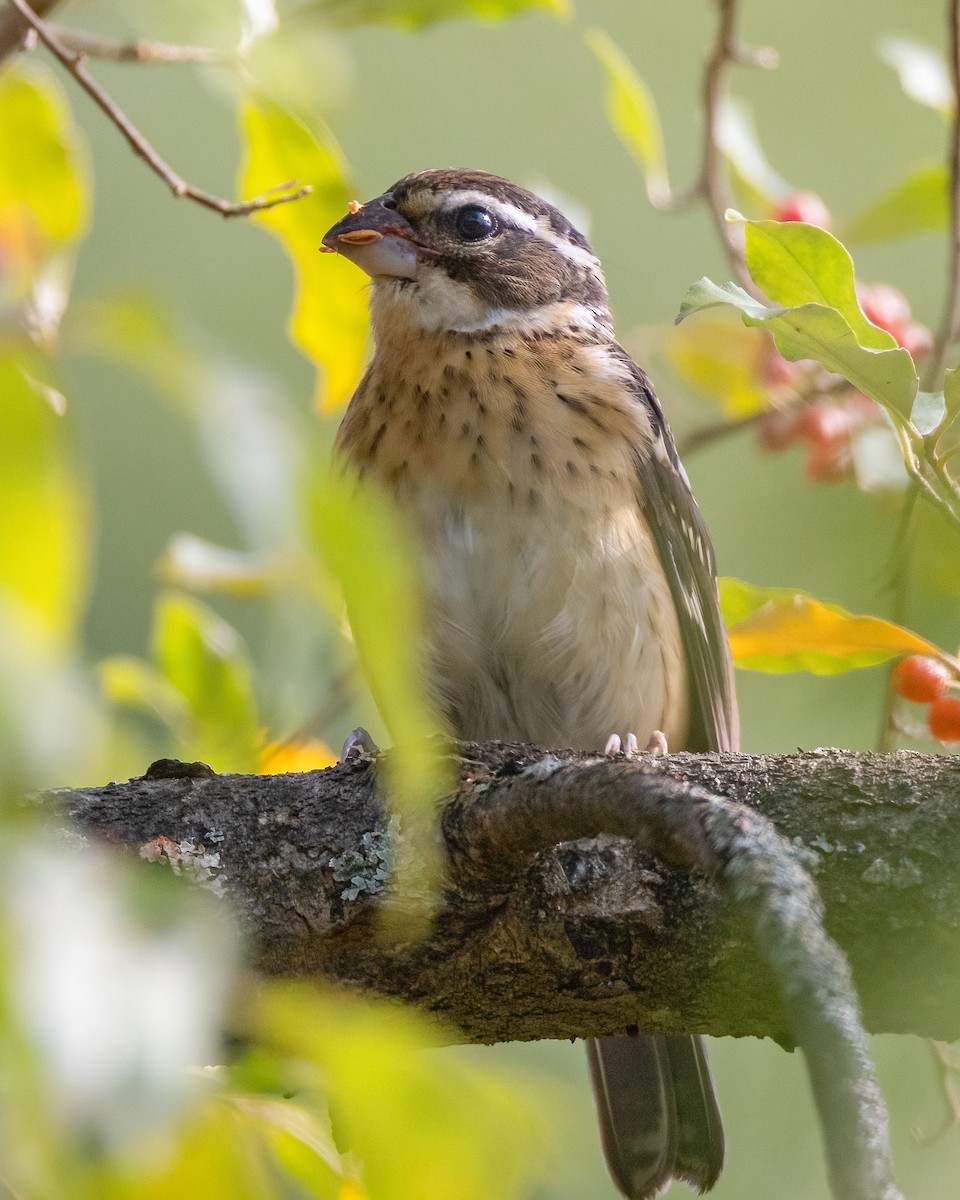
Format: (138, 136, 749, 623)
(896, 320, 934, 359)
(857, 283, 911, 334)
(796, 403, 853, 446)
(772, 191, 831, 228)
(756, 408, 800, 452)
(804, 440, 850, 482)
(928, 696, 960, 742)
(892, 655, 951, 704)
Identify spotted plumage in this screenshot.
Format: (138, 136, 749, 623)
(324, 168, 738, 1200)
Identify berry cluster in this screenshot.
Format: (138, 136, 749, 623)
(754, 193, 933, 485)
(892, 655, 960, 743)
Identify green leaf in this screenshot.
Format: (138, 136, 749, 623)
(911, 390, 946, 436)
(239, 99, 368, 410)
(0, 64, 88, 257)
(151, 593, 260, 771)
(879, 37, 953, 116)
(586, 29, 669, 206)
(740, 218, 896, 349)
(296, 0, 566, 29)
(255, 986, 543, 1200)
(98, 654, 191, 733)
(309, 470, 449, 916)
(842, 163, 948, 244)
(720, 578, 940, 673)
(677, 279, 918, 417)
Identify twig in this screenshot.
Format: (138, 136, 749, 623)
(677, 409, 762, 457)
(647, 0, 775, 293)
(0, 0, 54, 61)
(6, 0, 311, 219)
(924, 0, 960, 390)
(875, 487, 918, 752)
(45, 25, 231, 65)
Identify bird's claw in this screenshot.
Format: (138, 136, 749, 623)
(340, 726, 380, 762)
(604, 731, 668, 758)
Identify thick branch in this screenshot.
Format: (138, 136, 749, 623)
(47, 744, 960, 1046)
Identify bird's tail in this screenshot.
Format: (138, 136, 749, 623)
(585, 1033, 724, 1198)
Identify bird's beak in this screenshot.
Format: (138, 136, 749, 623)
(321, 193, 419, 281)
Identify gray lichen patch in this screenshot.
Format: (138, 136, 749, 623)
(329, 814, 401, 900)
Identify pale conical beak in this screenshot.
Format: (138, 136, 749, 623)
(321, 193, 418, 281)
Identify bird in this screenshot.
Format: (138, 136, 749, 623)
(322, 168, 739, 1200)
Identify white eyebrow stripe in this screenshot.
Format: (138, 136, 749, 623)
(438, 188, 602, 271)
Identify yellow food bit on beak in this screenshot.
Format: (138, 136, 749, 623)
(347, 199, 363, 214)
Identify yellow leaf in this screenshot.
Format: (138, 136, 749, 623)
(721, 578, 940, 674)
(0, 64, 88, 263)
(258, 737, 337, 774)
(586, 29, 669, 206)
(0, 354, 88, 643)
(661, 313, 769, 416)
(238, 99, 368, 410)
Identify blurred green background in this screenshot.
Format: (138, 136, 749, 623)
(13, 0, 960, 1196)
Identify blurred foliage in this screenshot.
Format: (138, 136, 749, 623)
(2, 1, 960, 1200)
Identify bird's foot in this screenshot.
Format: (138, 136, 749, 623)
(645, 729, 669, 756)
(604, 731, 668, 758)
(340, 726, 380, 762)
(604, 732, 639, 758)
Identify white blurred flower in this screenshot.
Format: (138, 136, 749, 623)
(5, 836, 235, 1158)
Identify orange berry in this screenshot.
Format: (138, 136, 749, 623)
(893, 655, 951, 704)
(928, 696, 960, 742)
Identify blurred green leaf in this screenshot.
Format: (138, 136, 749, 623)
(239, 98, 369, 411)
(98, 654, 191, 734)
(586, 29, 669, 206)
(715, 98, 792, 218)
(842, 164, 948, 244)
(740, 217, 896, 349)
(151, 593, 260, 770)
(0, 353, 88, 643)
(296, 0, 566, 29)
(678, 277, 918, 418)
(309, 470, 448, 912)
(721, 577, 939, 673)
(0, 65, 88, 263)
(256, 986, 542, 1200)
(879, 37, 953, 116)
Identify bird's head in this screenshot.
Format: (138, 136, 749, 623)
(322, 168, 612, 339)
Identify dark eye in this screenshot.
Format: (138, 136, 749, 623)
(455, 205, 497, 242)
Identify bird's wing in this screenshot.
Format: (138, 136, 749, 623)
(615, 347, 740, 754)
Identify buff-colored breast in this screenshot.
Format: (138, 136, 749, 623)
(335, 329, 689, 752)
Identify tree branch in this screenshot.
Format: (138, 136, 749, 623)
(46, 741, 926, 1200)
(5, 0, 310, 218)
(47, 743, 960, 1044)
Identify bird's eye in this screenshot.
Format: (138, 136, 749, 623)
(455, 205, 497, 242)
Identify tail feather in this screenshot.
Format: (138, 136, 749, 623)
(586, 1034, 723, 1199)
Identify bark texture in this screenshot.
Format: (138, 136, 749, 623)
(44, 742, 960, 1048)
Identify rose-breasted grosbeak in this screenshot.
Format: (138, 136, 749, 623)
(323, 168, 739, 1200)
